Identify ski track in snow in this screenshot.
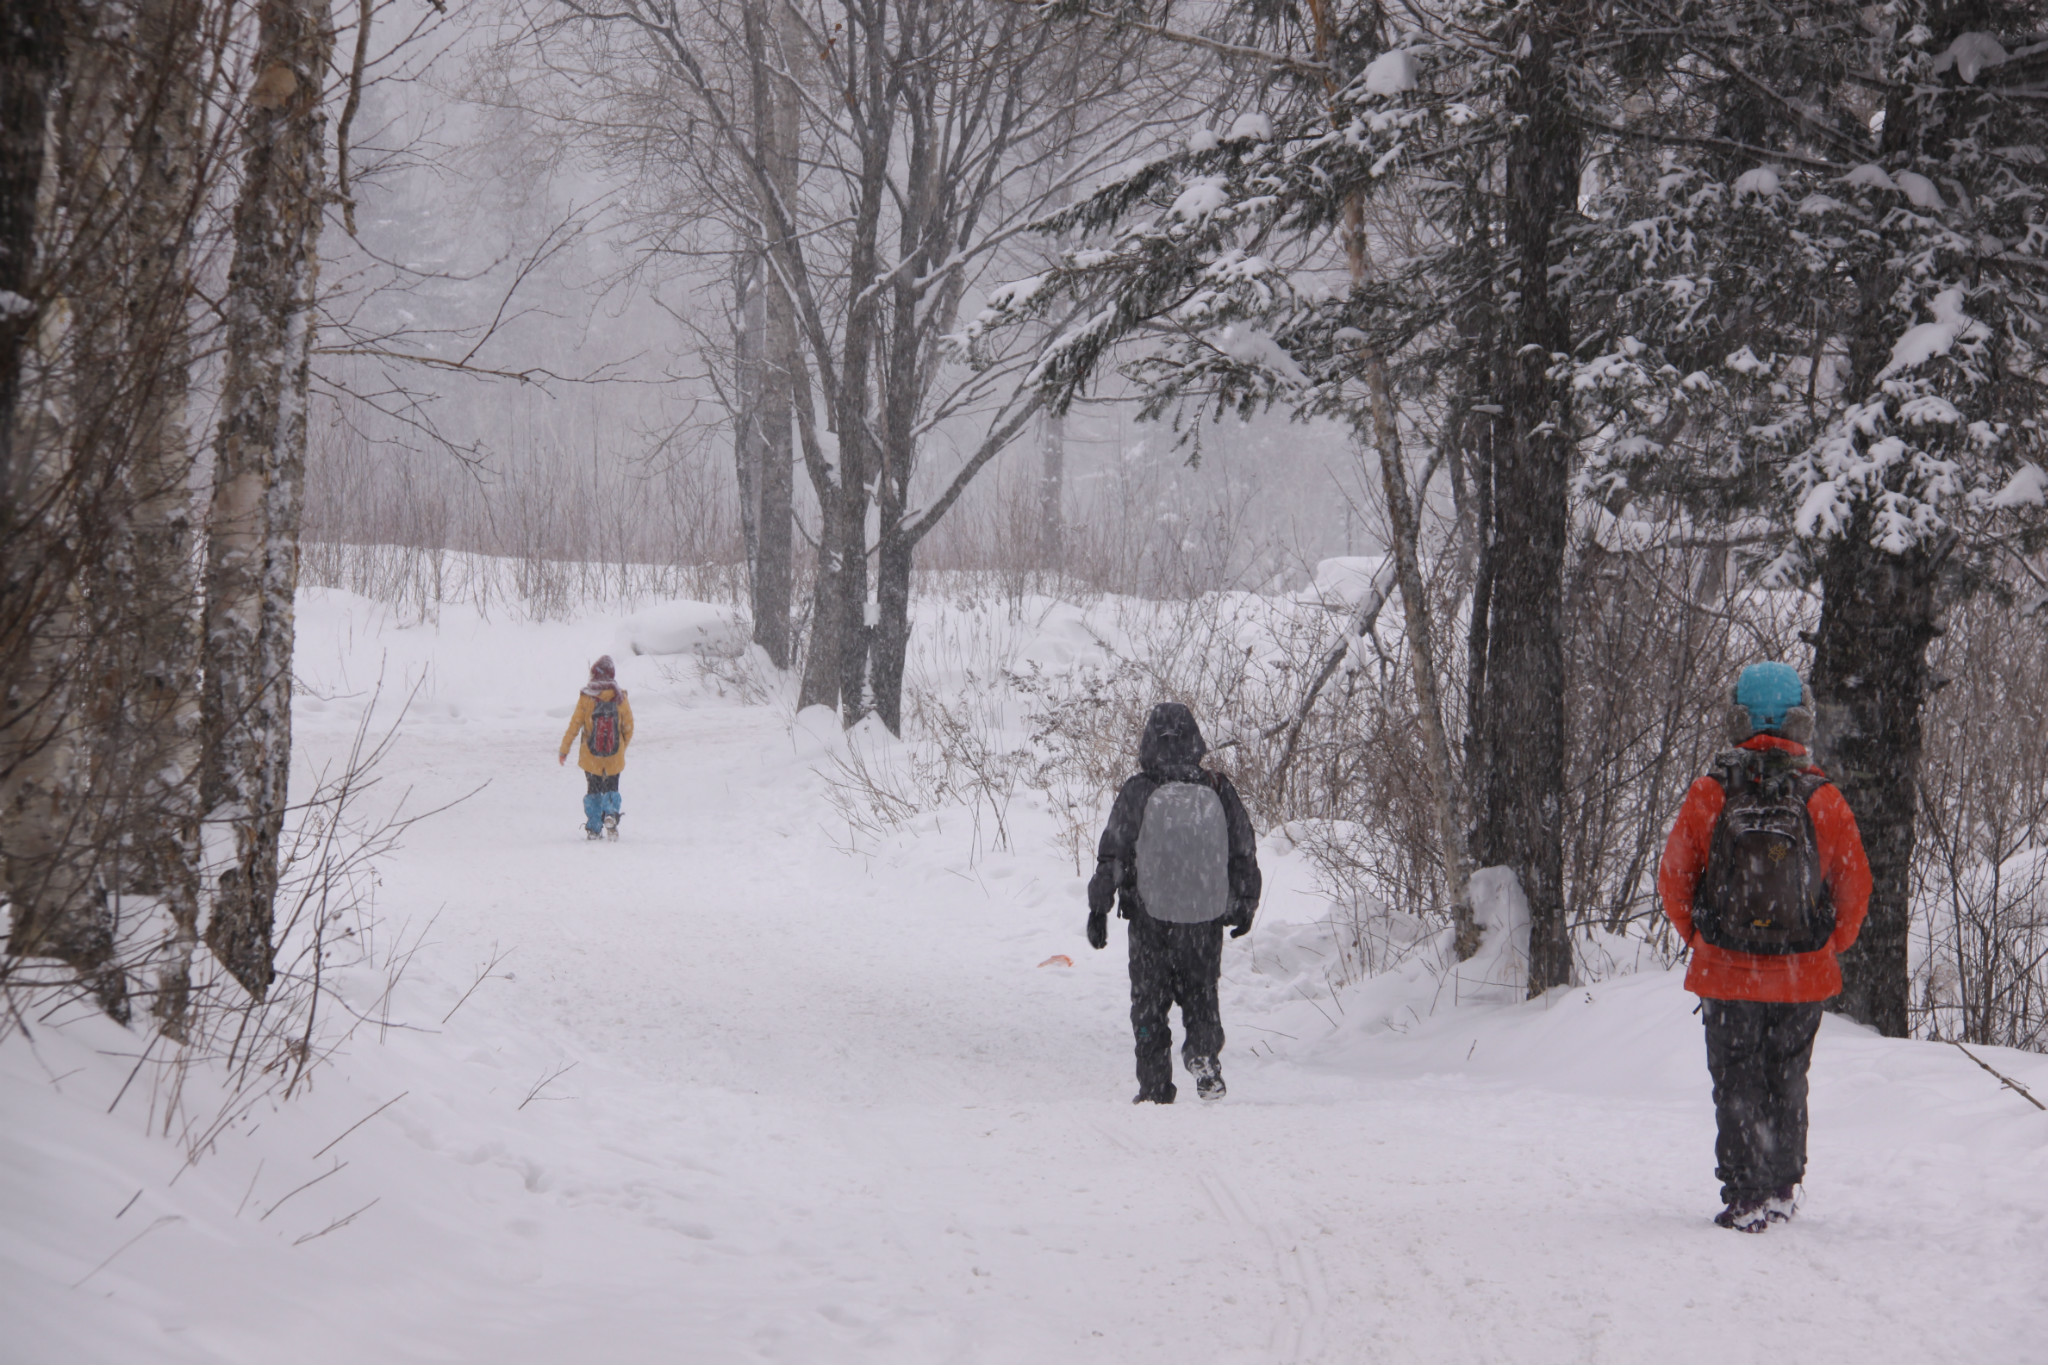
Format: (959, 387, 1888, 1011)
(5, 589, 2048, 1364)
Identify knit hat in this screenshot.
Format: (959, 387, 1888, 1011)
(1729, 662, 1814, 744)
(590, 655, 616, 683)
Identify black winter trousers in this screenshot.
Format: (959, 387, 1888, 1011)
(1127, 909, 1224, 1101)
(1703, 998, 1824, 1203)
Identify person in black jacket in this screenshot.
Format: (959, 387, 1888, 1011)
(1087, 703, 1261, 1103)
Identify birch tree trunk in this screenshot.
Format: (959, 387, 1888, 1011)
(117, 0, 207, 1035)
(1, 4, 131, 1021)
(200, 0, 332, 1000)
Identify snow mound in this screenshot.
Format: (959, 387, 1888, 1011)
(619, 600, 749, 658)
(1935, 31, 2008, 82)
(1732, 166, 1780, 199)
(1226, 111, 1271, 142)
(1993, 462, 2047, 508)
(1362, 49, 1417, 97)
(789, 703, 847, 759)
(1297, 555, 1391, 610)
(1894, 171, 1945, 210)
(1457, 864, 1531, 1002)
(1879, 287, 1985, 379)
(1170, 175, 1230, 220)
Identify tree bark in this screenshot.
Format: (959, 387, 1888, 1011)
(733, 252, 763, 626)
(1367, 357, 1478, 957)
(1809, 533, 1937, 1038)
(118, 0, 207, 1036)
(1037, 411, 1063, 570)
(743, 2, 796, 669)
(0, 0, 65, 496)
(200, 0, 333, 1001)
(1474, 3, 1578, 996)
(1, 3, 132, 1021)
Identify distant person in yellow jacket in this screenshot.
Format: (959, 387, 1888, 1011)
(558, 655, 634, 841)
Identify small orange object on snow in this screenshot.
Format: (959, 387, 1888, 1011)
(1037, 954, 1074, 968)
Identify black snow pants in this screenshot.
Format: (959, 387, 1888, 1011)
(1702, 998, 1824, 1202)
(1128, 908, 1224, 1102)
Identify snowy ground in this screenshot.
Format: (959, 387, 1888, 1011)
(6, 588, 2048, 1364)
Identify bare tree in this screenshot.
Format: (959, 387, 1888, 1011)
(525, 0, 1187, 729)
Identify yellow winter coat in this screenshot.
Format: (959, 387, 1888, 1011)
(560, 687, 634, 776)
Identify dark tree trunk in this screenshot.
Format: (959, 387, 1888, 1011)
(1038, 411, 1063, 570)
(1474, 5, 1579, 996)
(871, 526, 911, 735)
(0, 0, 65, 498)
(741, 4, 796, 669)
(797, 469, 868, 719)
(733, 253, 763, 628)
(1810, 534, 1937, 1037)
(754, 311, 794, 669)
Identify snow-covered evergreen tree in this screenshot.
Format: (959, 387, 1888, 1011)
(1568, 0, 2048, 1032)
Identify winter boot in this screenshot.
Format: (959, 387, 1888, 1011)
(1764, 1185, 1798, 1224)
(1133, 1086, 1175, 1105)
(1188, 1055, 1226, 1101)
(585, 826, 604, 841)
(1714, 1196, 1772, 1234)
(603, 812, 620, 842)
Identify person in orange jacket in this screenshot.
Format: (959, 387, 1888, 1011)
(1658, 661, 1872, 1234)
(559, 655, 634, 841)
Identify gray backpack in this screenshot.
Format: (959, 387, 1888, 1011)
(1134, 780, 1231, 923)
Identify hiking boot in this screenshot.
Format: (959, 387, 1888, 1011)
(1765, 1185, 1798, 1224)
(603, 812, 620, 842)
(1714, 1196, 1772, 1234)
(1188, 1055, 1226, 1101)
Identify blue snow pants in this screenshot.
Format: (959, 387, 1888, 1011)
(583, 772, 621, 832)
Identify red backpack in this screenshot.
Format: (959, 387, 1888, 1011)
(588, 694, 621, 758)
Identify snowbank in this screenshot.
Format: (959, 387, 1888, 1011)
(1297, 555, 1391, 611)
(618, 600, 750, 658)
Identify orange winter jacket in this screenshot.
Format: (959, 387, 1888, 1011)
(1657, 734, 1872, 1002)
(560, 688, 634, 777)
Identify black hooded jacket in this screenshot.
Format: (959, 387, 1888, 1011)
(1088, 703, 1261, 925)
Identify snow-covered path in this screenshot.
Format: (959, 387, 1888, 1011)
(7, 591, 2048, 1364)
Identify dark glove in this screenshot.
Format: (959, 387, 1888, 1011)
(1227, 901, 1255, 939)
(1087, 908, 1109, 951)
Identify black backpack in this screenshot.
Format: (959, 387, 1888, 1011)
(588, 695, 621, 758)
(1693, 747, 1836, 955)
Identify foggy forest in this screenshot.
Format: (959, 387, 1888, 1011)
(4, 0, 2048, 1360)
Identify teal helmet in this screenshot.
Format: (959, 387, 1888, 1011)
(1730, 662, 1815, 744)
